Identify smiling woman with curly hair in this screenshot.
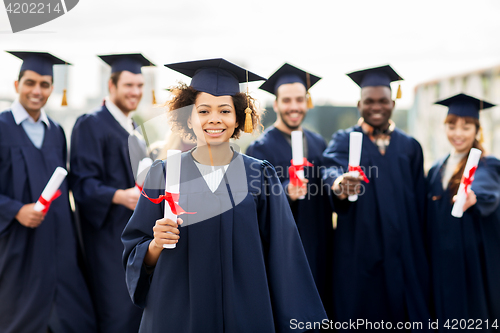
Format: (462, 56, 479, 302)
(122, 58, 327, 332)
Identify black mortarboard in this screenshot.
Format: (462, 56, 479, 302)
(7, 51, 68, 76)
(98, 53, 155, 74)
(347, 65, 402, 88)
(435, 93, 495, 119)
(259, 63, 321, 95)
(164, 58, 266, 96)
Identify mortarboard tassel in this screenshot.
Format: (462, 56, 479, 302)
(61, 89, 68, 106)
(61, 62, 68, 106)
(244, 70, 253, 133)
(306, 72, 314, 109)
(396, 84, 402, 99)
(152, 89, 157, 105)
(306, 92, 314, 109)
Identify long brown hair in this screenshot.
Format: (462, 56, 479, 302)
(445, 114, 484, 200)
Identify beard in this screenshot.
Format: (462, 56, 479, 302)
(278, 111, 305, 131)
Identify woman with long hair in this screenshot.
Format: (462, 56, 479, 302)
(427, 93, 500, 331)
(121, 59, 327, 332)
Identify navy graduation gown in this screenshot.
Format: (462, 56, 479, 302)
(69, 105, 142, 332)
(427, 155, 500, 331)
(322, 125, 431, 330)
(0, 110, 96, 332)
(246, 126, 333, 313)
(122, 151, 327, 332)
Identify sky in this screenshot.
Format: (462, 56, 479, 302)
(1, 0, 500, 110)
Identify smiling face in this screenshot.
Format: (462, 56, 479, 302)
(15, 70, 53, 116)
(445, 116, 478, 154)
(188, 92, 238, 146)
(273, 82, 308, 133)
(358, 86, 395, 129)
(109, 70, 144, 114)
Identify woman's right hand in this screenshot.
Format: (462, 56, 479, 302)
(151, 217, 183, 248)
(145, 217, 183, 267)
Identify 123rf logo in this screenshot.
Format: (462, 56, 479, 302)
(3, 0, 78, 33)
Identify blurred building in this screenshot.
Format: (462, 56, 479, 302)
(410, 64, 500, 171)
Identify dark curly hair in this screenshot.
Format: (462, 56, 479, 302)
(165, 82, 262, 141)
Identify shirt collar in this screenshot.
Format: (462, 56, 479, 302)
(105, 97, 134, 134)
(358, 117, 395, 136)
(11, 100, 50, 128)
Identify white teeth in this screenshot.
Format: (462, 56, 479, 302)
(206, 129, 223, 134)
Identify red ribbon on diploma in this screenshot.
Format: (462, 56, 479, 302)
(348, 165, 370, 183)
(135, 183, 143, 193)
(38, 189, 61, 214)
(461, 166, 477, 195)
(289, 158, 314, 187)
(141, 190, 196, 215)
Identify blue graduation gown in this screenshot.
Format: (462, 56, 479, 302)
(0, 110, 96, 332)
(122, 151, 328, 332)
(246, 126, 333, 313)
(69, 105, 142, 332)
(322, 125, 431, 330)
(427, 155, 500, 331)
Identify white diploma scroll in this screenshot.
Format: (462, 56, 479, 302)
(34, 167, 68, 212)
(135, 157, 153, 193)
(451, 148, 481, 218)
(348, 132, 363, 202)
(163, 150, 182, 249)
(291, 130, 305, 200)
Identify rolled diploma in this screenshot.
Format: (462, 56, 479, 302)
(291, 130, 305, 200)
(163, 150, 182, 249)
(451, 148, 481, 218)
(135, 157, 153, 193)
(348, 132, 363, 202)
(34, 167, 68, 212)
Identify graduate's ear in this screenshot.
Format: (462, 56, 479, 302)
(273, 99, 278, 113)
(14, 80, 19, 93)
(108, 78, 115, 94)
(357, 100, 361, 110)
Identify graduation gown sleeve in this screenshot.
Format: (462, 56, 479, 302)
(70, 114, 119, 229)
(122, 160, 164, 308)
(471, 156, 500, 217)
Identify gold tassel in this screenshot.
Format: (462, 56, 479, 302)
(479, 126, 484, 144)
(244, 107, 253, 133)
(243, 70, 253, 133)
(306, 92, 313, 109)
(396, 84, 402, 99)
(61, 89, 68, 106)
(152, 89, 157, 105)
(306, 72, 313, 108)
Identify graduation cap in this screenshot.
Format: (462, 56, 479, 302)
(347, 65, 403, 99)
(7, 51, 71, 106)
(165, 58, 265, 133)
(99, 53, 157, 104)
(164, 58, 266, 97)
(435, 93, 495, 119)
(259, 63, 321, 108)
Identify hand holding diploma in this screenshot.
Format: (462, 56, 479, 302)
(34, 166, 67, 212)
(139, 150, 195, 250)
(347, 132, 368, 202)
(16, 167, 67, 228)
(289, 131, 313, 200)
(451, 148, 481, 218)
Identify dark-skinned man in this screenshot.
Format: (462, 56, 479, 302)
(322, 65, 431, 330)
(0, 51, 96, 332)
(246, 63, 333, 315)
(69, 53, 153, 332)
